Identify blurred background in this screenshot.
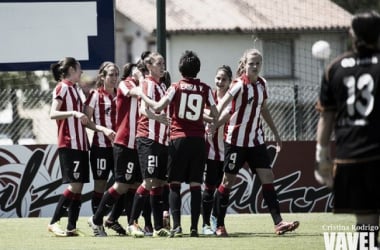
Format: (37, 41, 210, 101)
(0, 0, 379, 145)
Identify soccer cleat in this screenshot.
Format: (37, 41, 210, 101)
(163, 210, 171, 230)
(67, 228, 86, 237)
(128, 223, 144, 238)
(48, 221, 66, 237)
(153, 228, 171, 238)
(275, 221, 300, 235)
(190, 229, 199, 237)
(65, 228, 83, 237)
(169, 226, 183, 238)
(210, 215, 217, 232)
(104, 220, 127, 236)
(88, 217, 107, 237)
(215, 226, 228, 237)
(143, 225, 153, 236)
(202, 224, 215, 235)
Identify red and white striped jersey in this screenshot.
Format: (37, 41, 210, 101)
(114, 77, 139, 149)
(225, 75, 268, 147)
(167, 78, 216, 140)
(206, 90, 225, 161)
(137, 76, 169, 145)
(85, 87, 117, 148)
(53, 79, 89, 151)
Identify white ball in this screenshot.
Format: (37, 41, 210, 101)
(312, 40, 331, 60)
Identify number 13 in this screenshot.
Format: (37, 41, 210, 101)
(344, 73, 374, 117)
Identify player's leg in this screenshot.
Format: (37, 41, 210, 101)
(214, 143, 243, 237)
(187, 137, 207, 237)
(252, 145, 299, 235)
(89, 146, 112, 214)
(202, 159, 219, 234)
(167, 138, 185, 237)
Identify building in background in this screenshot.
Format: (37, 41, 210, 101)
(115, 0, 352, 86)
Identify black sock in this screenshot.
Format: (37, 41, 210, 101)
(215, 185, 230, 227)
(202, 185, 216, 226)
(169, 183, 181, 229)
(50, 189, 73, 224)
(67, 194, 81, 230)
(262, 184, 282, 225)
(124, 188, 136, 223)
(107, 194, 125, 222)
(142, 195, 152, 227)
(190, 186, 201, 231)
(93, 187, 120, 225)
(128, 186, 149, 225)
(150, 187, 164, 230)
(162, 184, 170, 212)
(91, 191, 103, 214)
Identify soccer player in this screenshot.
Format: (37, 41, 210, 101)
(84, 62, 128, 235)
(48, 57, 115, 237)
(139, 50, 218, 237)
(127, 52, 171, 238)
(87, 62, 143, 237)
(202, 65, 233, 235)
(214, 49, 299, 237)
(315, 10, 380, 248)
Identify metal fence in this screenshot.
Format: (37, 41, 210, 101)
(0, 83, 319, 145)
(265, 83, 320, 141)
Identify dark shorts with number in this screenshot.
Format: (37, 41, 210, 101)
(223, 143, 271, 174)
(113, 143, 142, 184)
(90, 146, 114, 180)
(58, 148, 89, 184)
(167, 137, 206, 184)
(136, 137, 168, 180)
(333, 160, 380, 213)
(204, 159, 223, 187)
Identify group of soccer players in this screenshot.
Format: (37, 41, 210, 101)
(46, 10, 380, 247)
(46, 46, 300, 239)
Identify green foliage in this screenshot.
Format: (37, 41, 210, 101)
(0, 71, 55, 89)
(332, 0, 380, 14)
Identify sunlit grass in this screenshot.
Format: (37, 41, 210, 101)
(0, 213, 357, 250)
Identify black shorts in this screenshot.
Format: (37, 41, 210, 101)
(113, 144, 142, 184)
(137, 137, 168, 180)
(204, 159, 223, 187)
(223, 143, 271, 175)
(333, 160, 380, 213)
(167, 137, 206, 184)
(58, 148, 89, 184)
(90, 146, 114, 180)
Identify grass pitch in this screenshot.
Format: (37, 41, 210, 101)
(0, 213, 356, 250)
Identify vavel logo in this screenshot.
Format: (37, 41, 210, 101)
(323, 225, 379, 250)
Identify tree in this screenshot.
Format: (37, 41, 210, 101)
(332, 0, 380, 14)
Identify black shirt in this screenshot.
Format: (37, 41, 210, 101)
(319, 49, 380, 160)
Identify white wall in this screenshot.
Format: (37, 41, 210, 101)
(168, 33, 260, 87)
(115, 13, 348, 89)
(115, 13, 152, 69)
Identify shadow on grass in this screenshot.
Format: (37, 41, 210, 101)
(196, 232, 321, 238)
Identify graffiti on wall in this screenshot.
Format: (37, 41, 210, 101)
(0, 142, 333, 218)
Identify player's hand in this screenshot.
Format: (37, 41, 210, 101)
(314, 160, 334, 189)
(205, 123, 216, 137)
(315, 143, 333, 188)
(103, 128, 116, 142)
(156, 113, 170, 125)
(128, 86, 142, 97)
(73, 111, 89, 125)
